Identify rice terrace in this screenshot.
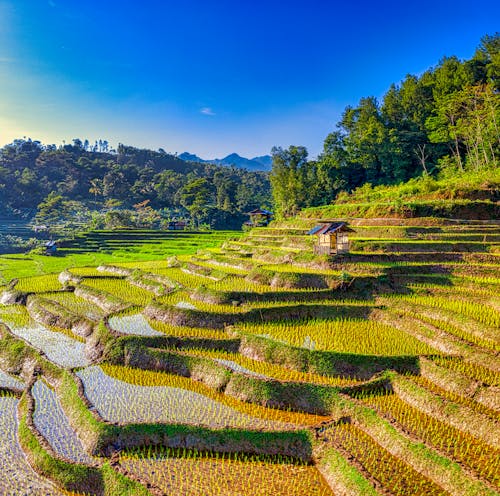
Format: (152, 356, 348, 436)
(1, 3, 500, 495)
(0, 194, 499, 495)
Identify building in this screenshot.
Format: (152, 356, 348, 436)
(167, 221, 187, 230)
(246, 208, 273, 227)
(307, 222, 354, 255)
(44, 240, 57, 255)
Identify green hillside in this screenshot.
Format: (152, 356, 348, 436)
(282, 169, 500, 221)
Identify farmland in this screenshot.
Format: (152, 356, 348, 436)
(0, 220, 499, 496)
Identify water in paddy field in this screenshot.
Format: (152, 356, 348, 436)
(12, 323, 89, 368)
(108, 313, 164, 336)
(32, 380, 94, 465)
(77, 366, 294, 430)
(0, 397, 67, 495)
(0, 369, 25, 391)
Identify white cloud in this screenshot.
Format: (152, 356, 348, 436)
(200, 107, 215, 116)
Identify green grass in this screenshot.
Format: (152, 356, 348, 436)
(0, 230, 240, 282)
(334, 168, 500, 205)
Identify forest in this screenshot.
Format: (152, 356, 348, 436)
(0, 141, 271, 230)
(271, 34, 499, 217)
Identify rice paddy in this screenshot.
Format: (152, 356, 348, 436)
(0, 396, 67, 495)
(0, 223, 499, 495)
(0, 369, 25, 391)
(238, 318, 438, 355)
(108, 313, 164, 336)
(32, 380, 95, 464)
(77, 365, 301, 429)
(119, 448, 332, 496)
(3, 314, 89, 368)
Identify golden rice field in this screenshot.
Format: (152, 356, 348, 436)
(0, 222, 499, 496)
(119, 448, 332, 496)
(238, 318, 438, 355)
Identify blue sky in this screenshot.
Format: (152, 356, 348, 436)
(0, 0, 498, 158)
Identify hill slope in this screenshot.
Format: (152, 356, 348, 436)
(298, 168, 500, 221)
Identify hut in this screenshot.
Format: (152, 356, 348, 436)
(307, 222, 354, 255)
(167, 221, 187, 231)
(44, 240, 57, 255)
(246, 208, 273, 227)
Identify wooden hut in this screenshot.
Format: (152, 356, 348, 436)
(308, 222, 354, 255)
(167, 221, 187, 231)
(44, 240, 57, 255)
(247, 208, 273, 227)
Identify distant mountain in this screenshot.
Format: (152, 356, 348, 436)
(178, 152, 272, 171)
(251, 155, 273, 169)
(178, 152, 204, 163)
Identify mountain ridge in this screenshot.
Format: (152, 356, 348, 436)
(178, 152, 272, 171)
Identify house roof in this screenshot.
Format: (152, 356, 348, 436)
(248, 208, 273, 216)
(307, 222, 354, 235)
(45, 241, 57, 247)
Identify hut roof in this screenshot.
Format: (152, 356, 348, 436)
(248, 208, 273, 216)
(45, 241, 57, 247)
(307, 222, 354, 235)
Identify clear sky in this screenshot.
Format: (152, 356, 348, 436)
(0, 0, 498, 158)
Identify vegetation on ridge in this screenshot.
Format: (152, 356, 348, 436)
(270, 34, 499, 217)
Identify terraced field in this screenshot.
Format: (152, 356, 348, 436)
(0, 221, 499, 495)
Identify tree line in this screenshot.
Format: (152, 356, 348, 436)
(0, 140, 271, 230)
(271, 34, 499, 217)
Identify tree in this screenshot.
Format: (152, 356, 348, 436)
(154, 170, 185, 207)
(455, 84, 499, 170)
(270, 146, 309, 218)
(102, 169, 131, 199)
(179, 178, 214, 227)
(315, 131, 363, 201)
(89, 178, 104, 199)
(484, 34, 500, 88)
(34, 192, 73, 228)
(426, 90, 467, 170)
(213, 170, 238, 212)
(103, 209, 135, 229)
(339, 97, 386, 184)
(133, 199, 160, 228)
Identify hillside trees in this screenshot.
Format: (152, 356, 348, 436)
(270, 33, 500, 217)
(428, 83, 500, 171)
(179, 178, 214, 227)
(0, 140, 271, 229)
(270, 146, 311, 218)
(34, 192, 90, 230)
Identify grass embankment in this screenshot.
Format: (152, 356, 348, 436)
(90, 323, 380, 417)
